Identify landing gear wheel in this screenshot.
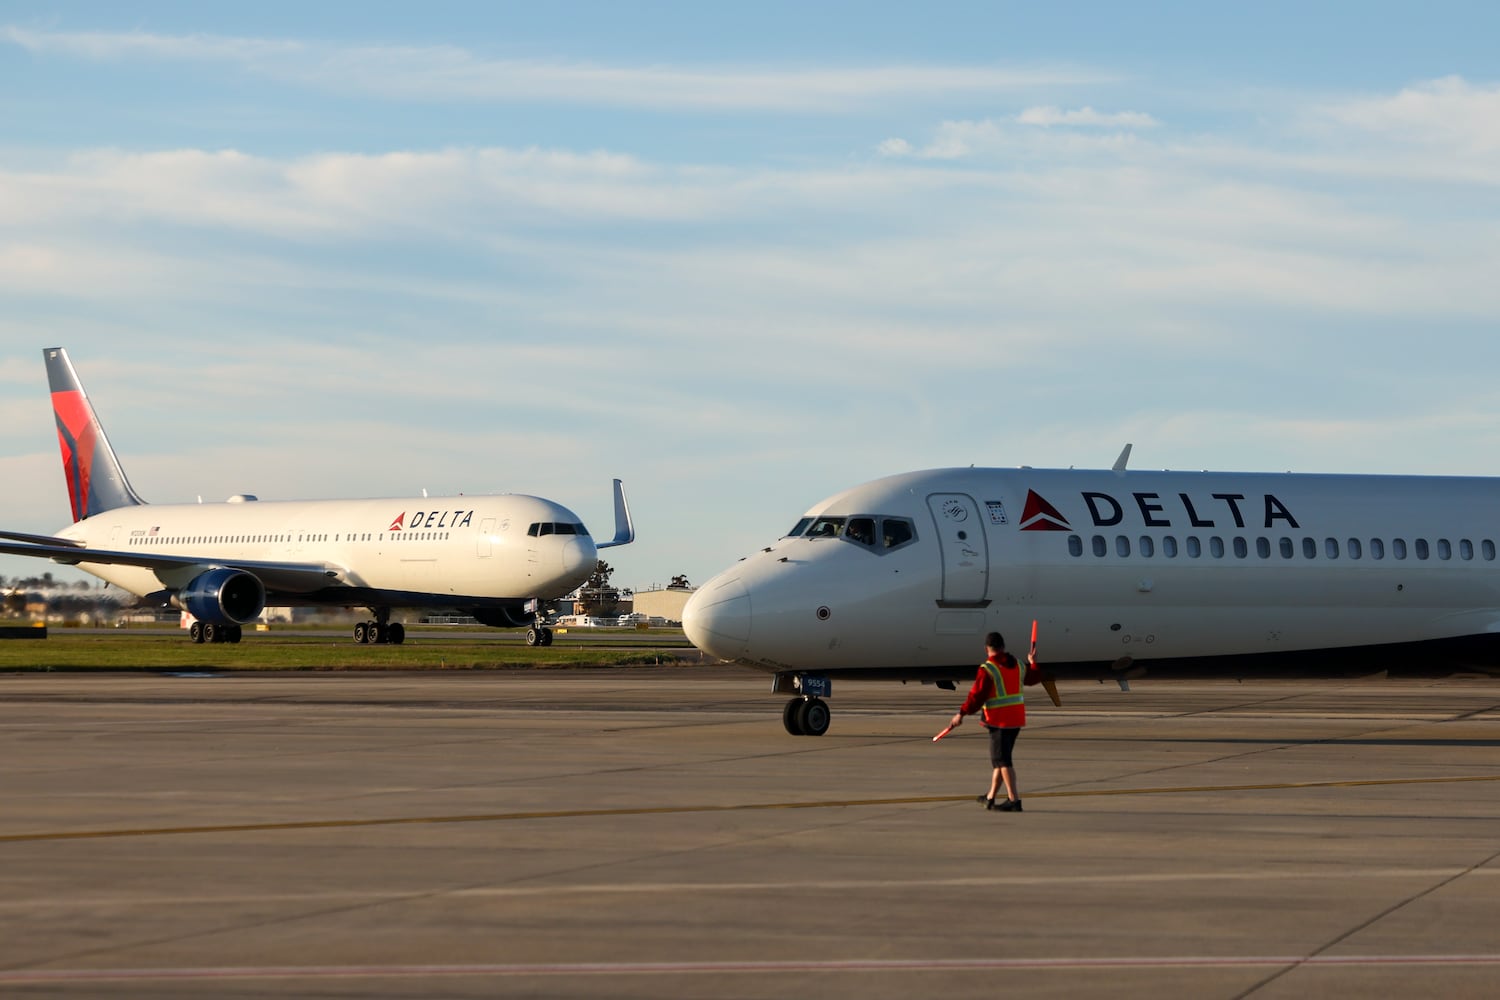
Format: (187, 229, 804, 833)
(190, 621, 204, 644)
(202, 622, 219, 644)
(798, 697, 831, 737)
(227, 624, 243, 644)
(540, 627, 553, 647)
(354, 621, 369, 644)
(783, 696, 831, 736)
(388, 622, 405, 645)
(525, 627, 541, 647)
(782, 698, 802, 735)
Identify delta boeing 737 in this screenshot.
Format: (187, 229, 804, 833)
(683, 446, 1500, 735)
(0, 348, 633, 644)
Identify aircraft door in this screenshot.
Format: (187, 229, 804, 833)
(926, 493, 989, 605)
(477, 518, 495, 558)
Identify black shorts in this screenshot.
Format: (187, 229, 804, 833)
(987, 726, 1020, 768)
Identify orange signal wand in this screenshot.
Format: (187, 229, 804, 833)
(1030, 619, 1038, 656)
(932, 724, 955, 742)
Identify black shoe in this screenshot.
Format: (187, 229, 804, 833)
(995, 798, 1023, 812)
(977, 795, 995, 810)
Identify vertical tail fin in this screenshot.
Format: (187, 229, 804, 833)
(44, 347, 145, 522)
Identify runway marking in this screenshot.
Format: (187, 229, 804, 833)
(4, 954, 1500, 983)
(3, 773, 1498, 844)
(0, 866, 1494, 912)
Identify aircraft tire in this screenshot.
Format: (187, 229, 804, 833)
(202, 622, 218, 644)
(190, 621, 204, 644)
(525, 627, 540, 646)
(782, 698, 803, 735)
(540, 627, 553, 646)
(354, 622, 368, 644)
(798, 697, 831, 737)
(389, 622, 405, 645)
(228, 625, 242, 644)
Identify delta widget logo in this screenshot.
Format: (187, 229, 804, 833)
(1019, 490, 1071, 532)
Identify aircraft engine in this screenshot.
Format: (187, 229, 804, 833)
(176, 568, 266, 625)
(468, 605, 532, 628)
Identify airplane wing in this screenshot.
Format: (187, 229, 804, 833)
(0, 538, 343, 594)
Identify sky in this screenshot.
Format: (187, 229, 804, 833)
(3, 1, 1499, 594)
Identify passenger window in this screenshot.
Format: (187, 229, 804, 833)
(1485, 540, 1496, 560)
(1209, 536, 1225, 558)
(1393, 539, 1407, 560)
(1437, 539, 1451, 560)
(1415, 538, 1429, 560)
(1256, 537, 1271, 559)
(1348, 538, 1362, 559)
(1302, 538, 1317, 559)
(1186, 536, 1201, 558)
(1092, 535, 1107, 557)
(1370, 538, 1385, 560)
(1460, 539, 1474, 560)
(1162, 536, 1178, 557)
(1233, 537, 1247, 558)
(1325, 538, 1339, 559)
(1139, 536, 1154, 557)
(1116, 535, 1131, 557)
(845, 517, 876, 547)
(1068, 535, 1083, 557)
(1279, 537, 1294, 559)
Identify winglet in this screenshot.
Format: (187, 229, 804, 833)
(1112, 443, 1133, 472)
(45, 347, 146, 521)
(595, 479, 635, 549)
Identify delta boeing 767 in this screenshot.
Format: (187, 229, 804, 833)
(0, 348, 633, 644)
(683, 446, 1500, 734)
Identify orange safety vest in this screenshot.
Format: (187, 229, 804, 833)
(979, 654, 1026, 729)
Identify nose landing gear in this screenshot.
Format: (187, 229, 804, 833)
(775, 673, 832, 736)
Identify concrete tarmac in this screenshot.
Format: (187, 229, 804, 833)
(1, 667, 1498, 999)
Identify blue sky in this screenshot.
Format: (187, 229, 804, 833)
(3, 2, 1499, 593)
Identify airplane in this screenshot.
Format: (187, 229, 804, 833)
(682, 445, 1500, 735)
(0, 348, 634, 644)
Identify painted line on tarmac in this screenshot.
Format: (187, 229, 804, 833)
(4, 773, 1498, 844)
(5, 953, 1500, 984)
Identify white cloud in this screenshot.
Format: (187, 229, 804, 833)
(2, 25, 1105, 112)
(1319, 76, 1500, 153)
(1016, 105, 1159, 128)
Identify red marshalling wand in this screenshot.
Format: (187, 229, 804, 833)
(931, 724, 955, 742)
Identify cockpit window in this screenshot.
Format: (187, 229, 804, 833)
(882, 519, 914, 549)
(806, 517, 846, 538)
(845, 517, 876, 546)
(785, 517, 814, 538)
(527, 522, 588, 537)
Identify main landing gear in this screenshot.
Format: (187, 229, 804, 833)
(776, 673, 832, 736)
(190, 621, 242, 644)
(354, 608, 405, 645)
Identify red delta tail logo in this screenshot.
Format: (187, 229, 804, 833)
(1019, 490, 1071, 532)
(52, 390, 99, 523)
(388, 512, 405, 532)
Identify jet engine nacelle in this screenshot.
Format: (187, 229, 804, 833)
(468, 605, 532, 628)
(176, 568, 266, 625)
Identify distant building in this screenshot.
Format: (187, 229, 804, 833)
(631, 587, 694, 625)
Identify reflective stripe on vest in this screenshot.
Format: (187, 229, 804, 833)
(981, 660, 1024, 710)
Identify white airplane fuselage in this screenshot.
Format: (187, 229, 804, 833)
(60, 493, 596, 607)
(683, 466, 1500, 678)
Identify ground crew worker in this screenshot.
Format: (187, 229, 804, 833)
(946, 631, 1031, 812)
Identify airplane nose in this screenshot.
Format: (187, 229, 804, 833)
(682, 577, 750, 660)
(562, 537, 594, 579)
